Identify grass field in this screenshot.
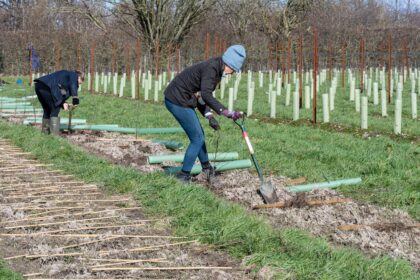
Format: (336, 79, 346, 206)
(0, 73, 419, 221)
(0, 120, 418, 279)
(0, 73, 419, 278)
(0, 261, 23, 280)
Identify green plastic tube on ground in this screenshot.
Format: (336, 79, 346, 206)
(287, 178, 362, 192)
(25, 118, 87, 125)
(60, 124, 118, 131)
(164, 159, 252, 175)
(0, 105, 34, 109)
(148, 152, 239, 164)
(0, 102, 32, 106)
(68, 125, 183, 135)
(150, 140, 184, 151)
(0, 109, 42, 113)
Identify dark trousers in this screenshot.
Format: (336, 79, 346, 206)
(165, 98, 209, 173)
(35, 82, 60, 119)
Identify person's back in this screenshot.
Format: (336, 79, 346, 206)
(165, 57, 224, 111)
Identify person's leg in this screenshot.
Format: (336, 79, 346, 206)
(35, 83, 52, 119)
(165, 99, 207, 174)
(197, 125, 209, 164)
(35, 83, 53, 134)
(35, 83, 62, 134)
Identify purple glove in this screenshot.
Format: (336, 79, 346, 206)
(221, 109, 243, 121)
(206, 115, 220, 130)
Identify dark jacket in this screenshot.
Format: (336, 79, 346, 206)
(164, 57, 227, 116)
(34, 70, 79, 106)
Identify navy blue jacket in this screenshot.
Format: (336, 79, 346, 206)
(34, 70, 79, 106)
(164, 57, 227, 116)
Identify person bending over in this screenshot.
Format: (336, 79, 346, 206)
(34, 70, 83, 134)
(164, 45, 246, 183)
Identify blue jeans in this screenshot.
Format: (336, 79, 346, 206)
(165, 98, 209, 173)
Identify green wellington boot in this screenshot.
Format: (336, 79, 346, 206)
(50, 117, 61, 135)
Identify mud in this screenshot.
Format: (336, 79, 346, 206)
(63, 131, 170, 173)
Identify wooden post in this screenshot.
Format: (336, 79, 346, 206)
(29, 46, 33, 86)
(281, 41, 286, 82)
(56, 44, 61, 70)
(126, 45, 130, 81)
(136, 39, 141, 99)
(328, 43, 331, 81)
(342, 44, 345, 88)
(112, 42, 117, 74)
(381, 42, 385, 68)
(90, 43, 95, 94)
(214, 35, 218, 57)
(401, 42, 405, 82)
(176, 44, 181, 73)
(167, 43, 171, 80)
(287, 36, 291, 83)
(313, 29, 317, 125)
(405, 42, 409, 78)
(155, 40, 160, 80)
(205, 32, 210, 60)
(388, 33, 391, 104)
(360, 38, 364, 92)
(77, 43, 81, 70)
(276, 41, 279, 71)
(299, 34, 303, 108)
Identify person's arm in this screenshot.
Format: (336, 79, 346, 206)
(197, 99, 212, 117)
(69, 73, 80, 106)
(197, 101, 220, 130)
(200, 68, 226, 115)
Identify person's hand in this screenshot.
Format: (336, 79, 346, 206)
(72, 98, 79, 106)
(63, 103, 69, 111)
(221, 109, 243, 121)
(207, 115, 220, 130)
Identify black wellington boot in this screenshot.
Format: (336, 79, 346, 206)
(175, 171, 191, 184)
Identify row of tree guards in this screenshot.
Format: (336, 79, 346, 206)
(28, 58, 419, 134)
(28, 31, 418, 90)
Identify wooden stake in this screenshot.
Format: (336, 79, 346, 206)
(99, 240, 197, 255)
(5, 207, 142, 224)
(23, 273, 43, 277)
(286, 177, 306, 185)
(0, 233, 184, 239)
(89, 258, 169, 269)
(3, 186, 98, 194)
(4, 215, 121, 229)
(252, 198, 352, 209)
(12, 206, 87, 211)
(91, 266, 233, 272)
(313, 28, 317, 125)
(25, 252, 83, 259)
(5, 192, 102, 200)
(13, 223, 148, 234)
(338, 223, 420, 231)
(56, 236, 120, 251)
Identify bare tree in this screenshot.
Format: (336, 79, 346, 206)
(115, 0, 216, 54)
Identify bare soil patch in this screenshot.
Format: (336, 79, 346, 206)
(64, 130, 419, 270)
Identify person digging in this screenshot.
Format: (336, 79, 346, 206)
(164, 45, 246, 183)
(34, 70, 83, 135)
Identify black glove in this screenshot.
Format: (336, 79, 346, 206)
(208, 116, 220, 131)
(72, 98, 79, 106)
